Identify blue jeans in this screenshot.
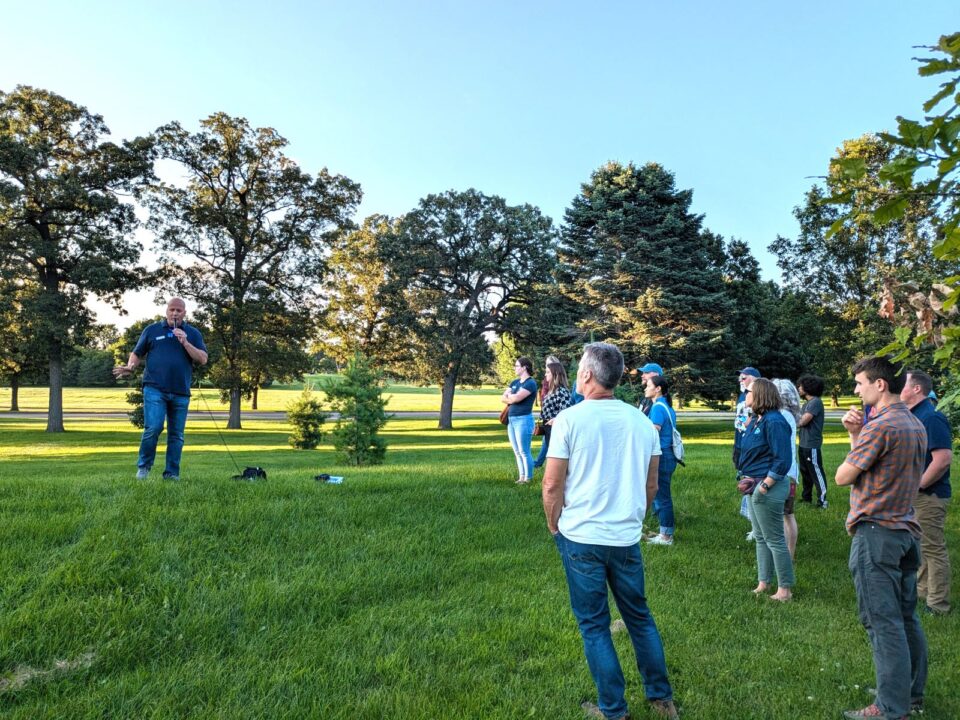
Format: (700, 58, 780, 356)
(138, 385, 191, 478)
(652, 450, 676, 536)
(849, 523, 927, 718)
(506, 413, 534, 480)
(555, 533, 673, 718)
(534, 425, 551, 467)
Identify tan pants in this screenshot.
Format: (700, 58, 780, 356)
(914, 492, 952, 613)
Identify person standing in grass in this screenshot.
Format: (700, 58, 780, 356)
(797, 374, 829, 508)
(113, 298, 208, 481)
(900, 369, 952, 616)
(733, 367, 761, 468)
(501, 356, 538, 484)
(636, 362, 663, 415)
(738, 378, 794, 602)
(835, 356, 928, 720)
(533, 360, 572, 470)
(772, 378, 802, 560)
(645, 376, 678, 547)
(735, 367, 761, 541)
(533, 354, 562, 469)
(543, 342, 679, 720)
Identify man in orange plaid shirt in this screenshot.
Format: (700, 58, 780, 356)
(835, 356, 928, 720)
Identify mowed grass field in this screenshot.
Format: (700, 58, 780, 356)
(1, 415, 957, 719)
(0, 382, 862, 415)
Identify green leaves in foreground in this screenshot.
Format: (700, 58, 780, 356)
(824, 32, 960, 375)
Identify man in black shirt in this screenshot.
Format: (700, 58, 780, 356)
(797, 374, 828, 508)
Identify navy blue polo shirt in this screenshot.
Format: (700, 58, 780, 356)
(911, 398, 953, 499)
(133, 321, 206, 397)
(736, 410, 792, 481)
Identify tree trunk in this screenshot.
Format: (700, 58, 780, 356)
(9, 375, 20, 412)
(46, 345, 65, 432)
(831, 392, 839, 408)
(252, 385, 258, 411)
(228, 386, 243, 429)
(438, 359, 461, 430)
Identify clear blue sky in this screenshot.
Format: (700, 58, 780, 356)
(2, 1, 957, 325)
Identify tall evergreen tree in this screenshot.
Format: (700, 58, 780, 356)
(558, 161, 732, 402)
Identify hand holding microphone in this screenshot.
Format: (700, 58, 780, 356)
(171, 318, 187, 345)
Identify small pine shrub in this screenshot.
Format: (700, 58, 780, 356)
(287, 389, 329, 449)
(126, 384, 144, 428)
(322, 353, 390, 466)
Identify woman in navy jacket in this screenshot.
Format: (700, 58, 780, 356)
(738, 378, 795, 601)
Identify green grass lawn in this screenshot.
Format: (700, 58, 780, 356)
(1, 417, 956, 719)
(0, 383, 864, 415)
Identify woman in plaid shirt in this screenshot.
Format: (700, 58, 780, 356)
(535, 361, 573, 467)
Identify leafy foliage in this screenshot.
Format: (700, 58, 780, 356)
(62, 348, 116, 386)
(771, 134, 950, 392)
(0, 273, 47, 409)
(378, 189, 558, 428)
(144, 112, 361, 428)
(321, 354, 389, 465)
(825, 34, 960, 374)
(317, 215, 410, 367)
(0, 86, 152, 430)
(557, 161, 732, 403)
(286, 388, 329, 450)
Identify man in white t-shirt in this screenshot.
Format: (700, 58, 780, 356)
(542, 342, 679, 720)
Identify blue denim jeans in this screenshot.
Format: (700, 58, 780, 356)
(555, 533, 673, 718)
(748, 479, 794, 588)
(138, 385, 191, 478)
(506, 413, 534, 480)
(849, 523, 927, 718)
(652, 450, 676, 536)
(534, 425, 551, 467)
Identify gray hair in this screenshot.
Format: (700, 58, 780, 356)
(580, 342, 624, 390)
(772, 378, 801, 422)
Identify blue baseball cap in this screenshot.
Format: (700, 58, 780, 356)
(639, 363, 663, 375)
(738, 367, 761, 378)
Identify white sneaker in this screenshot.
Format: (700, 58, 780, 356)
(745, 531, 756, 541)
(646, 534, 674, 546)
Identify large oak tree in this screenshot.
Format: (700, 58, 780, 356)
(381, 189, 558, 429)
(0, 86, 152, 431)
(144, 113, 361, 428)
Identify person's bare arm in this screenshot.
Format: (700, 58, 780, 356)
(173, 328, 208, 365)
(798, 412, 814, 427)
(112, 352, 141, 378)
(542, 458, 568, 535)
(504, 387, 532, 404)
(835, 461, 861, 487)
(921, 448, 953, 489)
(646, 455, 660, 510)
